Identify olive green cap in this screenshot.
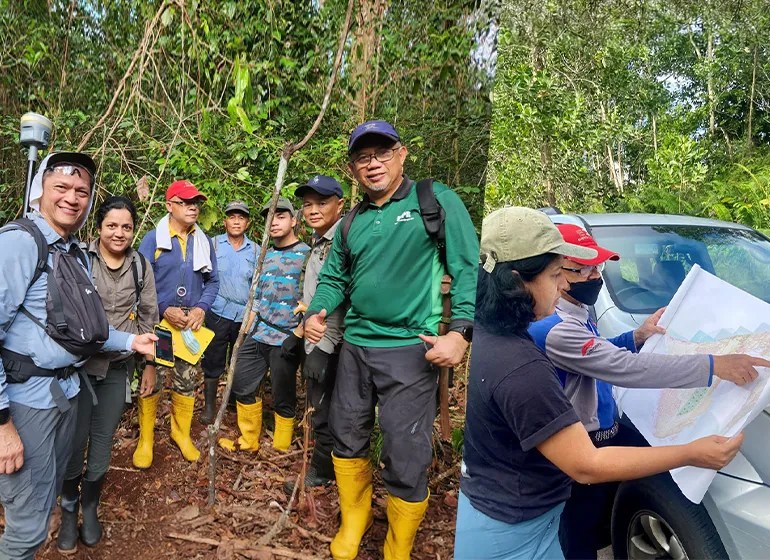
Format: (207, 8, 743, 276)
(480, 207, 598, 273)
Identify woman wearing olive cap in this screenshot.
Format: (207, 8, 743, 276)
(454, 207, 745, 560)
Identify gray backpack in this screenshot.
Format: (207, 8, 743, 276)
(1, 218, 110, 357)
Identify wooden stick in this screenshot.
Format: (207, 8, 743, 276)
(206, 0, 356, 508)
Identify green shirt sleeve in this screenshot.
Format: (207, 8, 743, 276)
(307, 224, 351, 318)
(437, 188, 479, 328)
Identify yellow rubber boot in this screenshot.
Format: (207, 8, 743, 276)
(272, 413, 295, 451)
(132, 392, 160, 469)
(330, 456, 374, 560)
(218, 399, 263, 452)
(170, 392, 200, 462)
(383, 492, 430, 560)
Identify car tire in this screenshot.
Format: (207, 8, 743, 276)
(611, 472, 728, 560)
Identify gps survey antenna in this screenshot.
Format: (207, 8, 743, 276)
(19, 112, 53, 214)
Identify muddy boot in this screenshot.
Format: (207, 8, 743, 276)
(200, 378, 218, 425)
(283, 444, 335, 494)
(57, 475, 81, 554)
(79, 476, 105, 547)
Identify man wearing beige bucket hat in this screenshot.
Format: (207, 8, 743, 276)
(455, 207, 749, 560)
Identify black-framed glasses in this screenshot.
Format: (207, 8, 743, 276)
(562, 262, 605, 277)
(351, 147, 399, 168)
(170, 199, 202, 209)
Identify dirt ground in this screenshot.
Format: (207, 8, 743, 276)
(25, 367, 468, 559)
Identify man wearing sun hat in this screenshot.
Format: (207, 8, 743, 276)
(528, 222, 768, 560)
(134, 180, 219, 467)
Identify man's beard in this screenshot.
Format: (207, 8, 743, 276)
(366, 181, 390, 192)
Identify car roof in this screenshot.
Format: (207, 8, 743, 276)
(550, 212, 756, 231)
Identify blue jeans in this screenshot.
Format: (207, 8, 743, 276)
(454, 491, 565, 560)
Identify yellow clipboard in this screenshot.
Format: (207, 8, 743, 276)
(159, 319, 215, 365)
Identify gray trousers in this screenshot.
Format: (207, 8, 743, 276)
(329, 342, 438, 502)
(65, 363, 129, 482)
(0, 398, 78, 560)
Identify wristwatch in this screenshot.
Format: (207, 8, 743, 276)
(0, 408, 11, 425)
(451, 325, 473, 342)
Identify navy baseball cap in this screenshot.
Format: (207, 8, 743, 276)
(347, 120, 401, 154)
(295, 175, 344, 198)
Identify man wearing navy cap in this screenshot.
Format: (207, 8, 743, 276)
(305, 121, 479, 559)
(282, 175, 346, 493)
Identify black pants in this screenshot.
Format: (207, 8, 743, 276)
(65, 363, 129, 482)
(330, 341, 438, 502)
(231, 337, 299, 417)
(202, 310, 241, 379)
(559, 419, 650, 559)
(308, 352, 338, 452)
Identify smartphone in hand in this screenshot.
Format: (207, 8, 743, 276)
(154, 325, 175, 367)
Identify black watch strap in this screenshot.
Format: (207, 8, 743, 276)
(0, 408, 11, 425)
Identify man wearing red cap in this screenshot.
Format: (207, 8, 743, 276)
(529, 223, 769, 560)
(135, 180, 219, 467)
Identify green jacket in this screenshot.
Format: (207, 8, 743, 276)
(307, 176, 478, 348)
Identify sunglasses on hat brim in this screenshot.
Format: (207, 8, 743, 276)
(44, 163, 94, 184)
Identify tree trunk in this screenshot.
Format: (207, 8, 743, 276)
(747, 44, 758, 150)
(706, 29, 715, 136)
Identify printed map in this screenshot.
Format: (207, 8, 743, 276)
(616, 265, 770, 503)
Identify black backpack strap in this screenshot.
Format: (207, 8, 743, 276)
(130, 251, 146, 313)
(340, 202, 362, 270)
(415, 178, 447, 270)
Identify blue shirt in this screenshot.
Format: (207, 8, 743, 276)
(0, 213, 135, 410)
(210, 234, 259, 322)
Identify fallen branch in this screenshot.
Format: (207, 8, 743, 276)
(430, 463, 460, 488)
(166, 533, 321, 560)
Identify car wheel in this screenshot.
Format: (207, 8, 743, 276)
(611, 472, 728, 560)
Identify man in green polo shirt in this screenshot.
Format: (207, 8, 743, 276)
(305, 120, 478, 560)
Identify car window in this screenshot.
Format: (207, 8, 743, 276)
(590, 225, 770, 314)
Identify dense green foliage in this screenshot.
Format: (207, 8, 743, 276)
(488, 0, 770, 234)
(0, 0, 494, 240)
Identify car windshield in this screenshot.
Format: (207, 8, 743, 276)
(590, 224, 770, 314)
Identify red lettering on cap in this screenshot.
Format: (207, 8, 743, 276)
(581, 338, 596, 356)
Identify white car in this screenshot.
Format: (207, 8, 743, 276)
(547, 211, 770, 560)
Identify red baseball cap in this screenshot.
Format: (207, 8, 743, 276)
(165, 180, 207, 202)
(557, 224, 619, 265)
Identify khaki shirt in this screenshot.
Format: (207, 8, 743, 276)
(304, 219, 346, 355)
(85, 239, 159, 376)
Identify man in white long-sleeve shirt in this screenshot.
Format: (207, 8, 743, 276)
(529, 223, 769, 560)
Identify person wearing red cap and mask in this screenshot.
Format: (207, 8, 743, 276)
(528, 223, 770, 560)
(135, 180, 219, 467)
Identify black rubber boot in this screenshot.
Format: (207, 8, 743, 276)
(79, 476, 105, 547)
(283, 444, 335, 494)
(201, 378, 219, 425)
(57, 475, 81, 555)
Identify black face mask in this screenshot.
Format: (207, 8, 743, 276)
(566, 278, 604, 306)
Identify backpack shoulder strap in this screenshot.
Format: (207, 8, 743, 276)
(415, 178, 447, 269)
(130, 251, 147, 312)
(340, 202, 362, 270)
(1, 218, 49, 289)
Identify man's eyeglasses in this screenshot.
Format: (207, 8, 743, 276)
(351, 147, 399, 168)
(170, 199, 202, 209)
(562, 262, 605, 277)
(44, 163, 93, 184)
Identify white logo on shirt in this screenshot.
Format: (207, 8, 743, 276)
(395, 211, 414, 223)
(85, 288, 93, 295)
